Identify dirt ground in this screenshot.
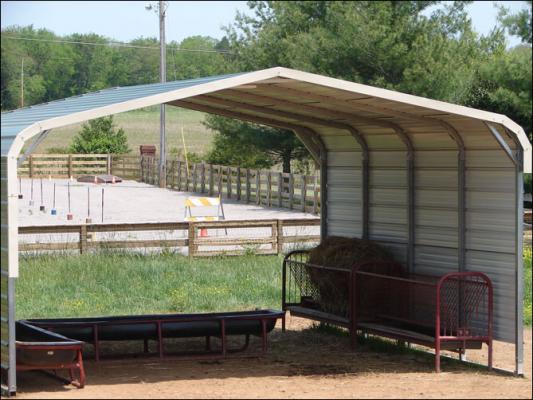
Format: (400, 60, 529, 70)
(15, 316, 532, 399)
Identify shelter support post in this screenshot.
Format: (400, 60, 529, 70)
(346, 127, 369, 239)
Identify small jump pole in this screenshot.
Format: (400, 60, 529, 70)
(29, 178, 34, 206)
(51, 183, 57, 215)
(18, 177, 23, 199)
(67, 181, 73, 220)
(101, 188, 104, 223)
(86, 186, 92, 223)
(39, 178, 45, 212)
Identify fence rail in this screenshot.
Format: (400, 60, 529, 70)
(19, 218, 320, 257)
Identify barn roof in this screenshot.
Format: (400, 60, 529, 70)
(1, 67, 530, 171)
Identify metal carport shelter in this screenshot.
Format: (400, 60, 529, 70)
(1, 67, 531, 394)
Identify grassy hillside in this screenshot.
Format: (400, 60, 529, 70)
(35, 106, 215, 157)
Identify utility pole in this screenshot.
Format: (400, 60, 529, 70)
(20, 58, 24, 108)
(146, 1, 168, 188)
(159, 0, 167, 188)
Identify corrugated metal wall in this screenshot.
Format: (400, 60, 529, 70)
(323, 119, 518, 342)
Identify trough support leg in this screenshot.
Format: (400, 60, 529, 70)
(261, 319, 267, 352)
(78, 350, 86, 388)
(243, 335, 250, 351)
(435, 342, 441, 373)
(205, 336, 211, 352)
(157, 321, 164, 358)
(488, 340, 493, 371)
(144, 339, 149, 353)
(93, 324, 100, 362)
(220, 320, 227, 357)
(68, 350, 86, 388)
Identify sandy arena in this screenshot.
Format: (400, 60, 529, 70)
(15, 317, 532, 399)
(17, 178, 319, 253)
(17, 178, 318, 226)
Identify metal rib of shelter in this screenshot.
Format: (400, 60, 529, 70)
(187, 95, 370, 239)
(169, 100, 321, 163)
(221, 88, 418, 268)
(434, 120, 466, 273)
(294, 127, 328, 239)
(265, 86, 462, 274)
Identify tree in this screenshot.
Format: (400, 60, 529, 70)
(468, 45, 532, 141)
(204, 115, 309, 172)
(70, 116, 130, 154)
(497, 1, 532, 44)
(224, 1, 503, 103)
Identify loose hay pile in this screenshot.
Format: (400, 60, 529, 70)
(305, 236, 394, 318)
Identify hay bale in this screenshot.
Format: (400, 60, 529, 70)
(305, 236, 394, 317)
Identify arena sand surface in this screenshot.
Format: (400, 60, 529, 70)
(18, 178, 318, 226)
(15, 318, 532, 399)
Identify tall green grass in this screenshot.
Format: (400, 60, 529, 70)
(16, 253, 281, 319)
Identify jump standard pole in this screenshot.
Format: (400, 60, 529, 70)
(39, 178, 45, 212)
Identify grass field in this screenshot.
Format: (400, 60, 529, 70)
(16, 250, 533, 325)
(34, 106, 214, 156)
(16, 253, 281, 319)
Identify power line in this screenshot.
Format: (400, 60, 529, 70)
(1, 34, 232, 54)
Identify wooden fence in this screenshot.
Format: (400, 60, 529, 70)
(17, 154, 141, 180)
(17, 154, 321, 214)
(141, 157, 321, 214)
(19, 218, 321, 257)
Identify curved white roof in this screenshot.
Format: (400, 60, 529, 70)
(1, 67, 530, 171)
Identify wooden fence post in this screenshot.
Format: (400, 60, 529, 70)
(256, 170, 261, 205)
(29, 155, 34, 178)
(277, 219, 284, 254)
(217, 166, 223, 197)
(67, 154, 73, 178)
(107, 154, 112, 174)
(245, 168, 251, 203)
(201, 163, 206, 193)
(301, 175, 307, 212)
(227, 166, 232, 199)
(266, 172, 272, 207)
(188, 222, 197, 257)
(313, 175, 319, 214)
(192, 163, 198, 192)
(289, 173, 294, 209)
(236, 166, 241, 201)
(80, 225, 88, 254)
(209, 164, 214, 196)
(277, 172, 282, 208)
(176, 161, 182, 191)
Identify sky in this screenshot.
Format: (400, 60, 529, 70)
(1, 1, 530, 47)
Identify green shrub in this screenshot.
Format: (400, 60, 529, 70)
(70, 116, 130, 154)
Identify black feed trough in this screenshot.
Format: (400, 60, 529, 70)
(15, 321, 85, 388)
(24, 309, 284, 361)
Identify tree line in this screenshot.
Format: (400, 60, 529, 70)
(1, 1, 531, 179)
